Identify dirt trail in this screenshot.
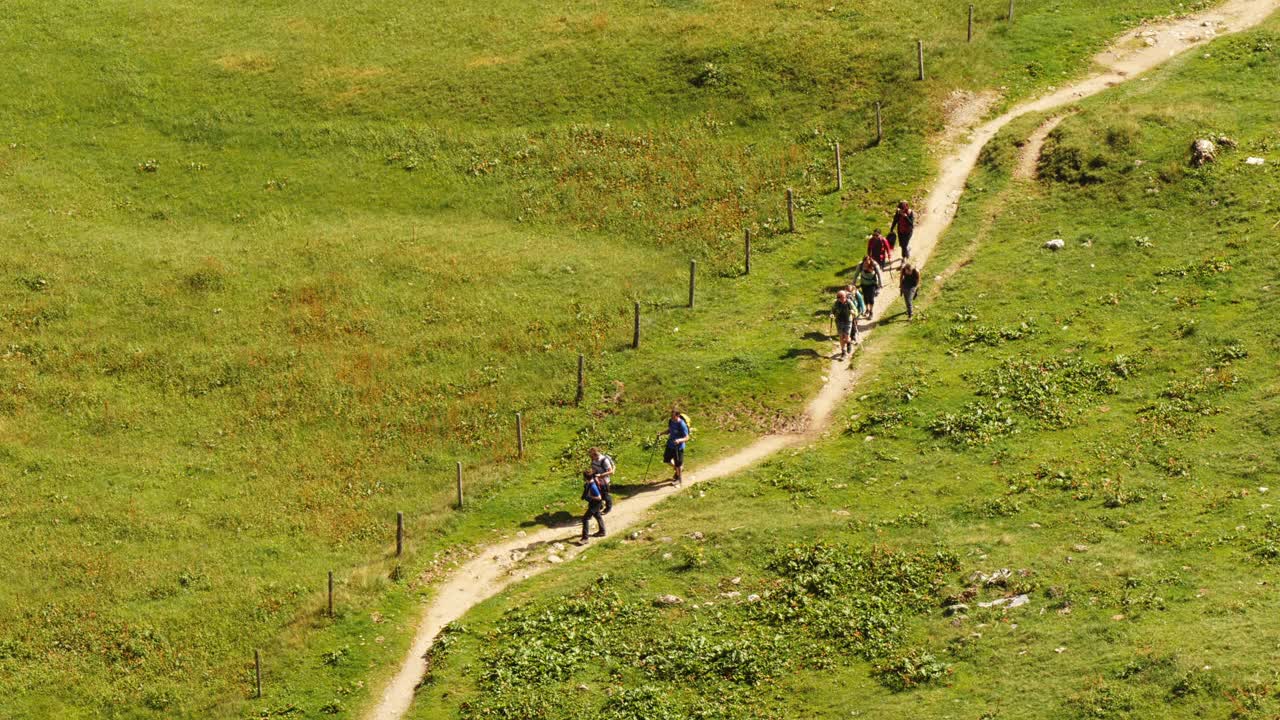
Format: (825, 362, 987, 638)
(1013, 114, 1070, 181)
(365, 3, 1278, 717)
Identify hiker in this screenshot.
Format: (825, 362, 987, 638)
(890, 201, 917, 260)
(853, 256, 883, 318)
(899, 262, 921, 320)
(831, 289, 863, 360)
(588, 447, 615, 514)
(579, 470, 606, 543)
(657, 409, 690, 486)
(867, 230, 893, 270)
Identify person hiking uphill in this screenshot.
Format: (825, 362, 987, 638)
(890, 201, 916, 260)
(579, 470, 606, 543)
(588, 447, 615, 514)
(867, 230, 893, 270)
(657, 409, 690, 486)
(853, 256, 883, 319)
(831, 289, 864, 360)
(899, 262, 921, 320)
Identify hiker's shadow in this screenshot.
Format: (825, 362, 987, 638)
(802, 330, 830, 341)
(521, 511, 577, 529)
(610, 482, 671, 500)
(834, 266, 858, 276)
(780, 348, 822, 359)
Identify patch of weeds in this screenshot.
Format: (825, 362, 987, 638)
(946, 318, 1038, 352)
(1208, 341, 1248, 367)
(968, 495, 1024, 518)
(320, 645, 350, 667)
(873, 647, 951, 691)
(928, 401, 1017, 446)
(1101, 478, 1146, 509)
(1248, 518, 1280, 563)
(970, 355, 1120, 428)
(846, 409, 905, 434)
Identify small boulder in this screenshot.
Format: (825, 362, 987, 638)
(944, 603, 969, 616)
(746, 593, 761, 603)
(690, 531, 705, 541)
(1246, 157, 1266, 166)
(1190, 138, 1216, 167)
(1044, 239, 1065, 251)
(547, 554, 563, 564)
(655, 594, 683, 606)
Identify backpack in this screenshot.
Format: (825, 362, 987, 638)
(592, 454, 615, 485)
(581, 478, 601, 502)
(678, 413, 692, 440)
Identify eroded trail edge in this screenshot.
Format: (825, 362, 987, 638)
(366, 3, 1278, 716)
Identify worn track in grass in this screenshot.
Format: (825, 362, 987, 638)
(365, 2, 1280, 716)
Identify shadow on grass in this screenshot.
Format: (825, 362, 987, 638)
(780, 348, 822, 359)
(802, 330, 832, 341)
(610, 481, 674, 501)
(520, 511, 577, 529)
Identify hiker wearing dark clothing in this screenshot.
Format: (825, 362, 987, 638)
(588, 447, 615, 514)
(867, 230, 893, 270)
(853, 256, 883, 318)
(899, 263, 921, 319)
(580, 471, 606, 542)
(831, 288, 865, 360)
(657, 409, 690, 486)
(891, 201, 917, 260)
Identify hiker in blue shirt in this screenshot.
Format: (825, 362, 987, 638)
(657, 409, 690, 486)
(579, 470, 606, 543)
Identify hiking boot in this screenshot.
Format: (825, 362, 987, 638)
(591, 531, 606, 538)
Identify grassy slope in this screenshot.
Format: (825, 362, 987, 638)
(408, 19, 1280, 720)
(0, 0, 1231, 717)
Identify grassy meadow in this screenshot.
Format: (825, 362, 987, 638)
(0, 0, 1252, 717)
(406, 17, 1280, 720)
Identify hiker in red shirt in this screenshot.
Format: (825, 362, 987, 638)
(890, 201, 916, 260)
(867, 230, 892, 270)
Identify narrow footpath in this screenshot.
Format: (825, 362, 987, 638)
(366, 2, 1280, 717)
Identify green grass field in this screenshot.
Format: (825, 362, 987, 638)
(405, 17, 1280, 720)
(0, 0, 1261, 717)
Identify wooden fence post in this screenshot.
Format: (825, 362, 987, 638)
(575, 354, 585, 405)
(632, 302, 641, 349)
(835, 142, 843, 191)
(744, 229, 752, 275)
(917, 40, 925, 81)
(688, 261, 697, 308)
(455, 462, 464, 508)
(516, 412, 525, 458)
(395, 511, 404, 556)
(327, 571, 334, 617)
(1007, 0, 1014, 22)
(254, 650, 262, 698)
(968, 4, 975, 42)
(876, 102, 883, 145)
(786, 189, 795, 232)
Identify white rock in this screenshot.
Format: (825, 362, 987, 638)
(731, 576, 742, 585)
(547, 554, 563, 564)
(721, 591, 742, 599)
(1246, 157, 1266, 165)
(1044, 239, 1066, 251)
(655, 594, 683, 606)
(690, 531, 705, 541)
(662, 552, 673, 560)
(747, 594, 761, 603)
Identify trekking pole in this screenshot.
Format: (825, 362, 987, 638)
(643, 439, 658, 484)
